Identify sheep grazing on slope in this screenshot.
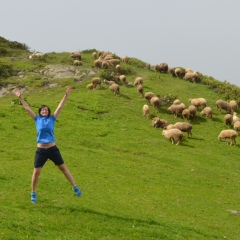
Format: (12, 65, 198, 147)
(109, 83, 120, 95)
(73, 60, 82, 66)
(152, 117, 168, 129)
(174, 67, 185, 78)
(162, 129, 183, 145)
(182, 109, 190, 121)
(117, 75, 127, 86)
(224, 114, 233, 127)
(121, 56, 129, 63)
(143, 104, 150, 118)
(200, 107, 213, 119)
(229, 100, 238, 113)
(144, 92, 155, 101)
(146, 63, 151, 70)
(216, 100, 231, 114)
(173, 99, 181, 105)
(188, 105, 197, 120)
(174, 122, 192, 138)
(137, 84, 144, 97)
(86, 83, 94, 90)
(103, 79, 115, 85)
(70, 52, 81, 60)
(184, 72, 200, 83)
(92, 77, 102, 88)
(29, 52, 45, 59)
(150, 96, 161, 110)
(189, 98, 207, 109)
(134, 77, 143, 86)
(167, 103, 186, 118)
(218, 129, 238, 145)
(234, 120, 240, 133)
(92, 52, 97, 59)
(233, 112, 240, 123)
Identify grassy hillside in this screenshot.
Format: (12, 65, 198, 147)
(0, 37, 240, 239)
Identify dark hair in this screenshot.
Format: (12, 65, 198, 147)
(38, 105, 51, 117)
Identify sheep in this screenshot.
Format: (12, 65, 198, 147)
(166, 124, 176, 130)
(92, 52, 97, 59)
(182, 109, 190, 121)
(185, 68, 193, 73)
(29, 52, 45, 59)
(218, 129, 238, 145)
(152, 117, 168, 128)
(101, 61, 110, 69)
(86, 83, 94, 90)
(109, 83, 120, 95)
(234, 120, 240, 133)
(144, 92, 155, 101)
(216, 100, 231, 114)
(70, 52, 81, 60)
(121, 56, 129, 63)
(103, 79, 115, 85)
(229, 100, 238, 113)
(162, 129, 183, 145)
(158, 63, 168, 73)
(168, 67, 176, 77)
(188, 105, 197, 120)
(134, 77, 143, 86)
(143, 104, 150, 118)
(200, 107, 213, 119)
(224, 114, 233, 127)
(184, 72, 200, 83)
(146, 63, 151, 70)
(115, 64, 121, 71)
(150, 96, 161, 110)
(94, 59, 102, 68)
(104, 54, 114, 60)
(73, 60, 82, 66)
(233, 112, 240, 123)
(173, 99, 181, 105)
(92, 78, 101, 88)
(117, 75, 127, 85)
(137, 84, 144, 97)
(167, 103, 186, 118)
(174, 67, 185, 78)
(108, 59, 120, 66)
(174, 122, 192, 137)
(189, 98, 207, 109)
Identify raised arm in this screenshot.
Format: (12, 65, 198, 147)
(14, 88, 36, 119)
(54, 87, 72, 119)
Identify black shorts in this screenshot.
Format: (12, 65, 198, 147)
(34, 145, 64, 168)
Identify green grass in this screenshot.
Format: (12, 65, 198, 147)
(0, 49, 240, 240)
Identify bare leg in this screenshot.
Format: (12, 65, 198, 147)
(31, 167, 42, 192)
(58, 163, 77, 186)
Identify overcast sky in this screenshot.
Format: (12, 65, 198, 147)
(1, 0, 240, 87)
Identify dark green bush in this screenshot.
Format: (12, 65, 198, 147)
(0, 62, 14, 78)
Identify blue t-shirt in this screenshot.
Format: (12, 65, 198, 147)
(35, 115, 56, 143)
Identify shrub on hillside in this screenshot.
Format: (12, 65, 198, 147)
(0, 62, 14, 78)
(128, 58, 146, 68)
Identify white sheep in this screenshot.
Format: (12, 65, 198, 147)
(174, 122, 192, 137)
(224, 114, 233, 127)
(188, 105, 197, 120)
(234, 120, 240, 133)
(118, 75, 127, 85)
(143, 105, 150, 118)
(167, 103, 186, 118)
(216, 100, 231, 114)
(200, 107, 213, 119)
(103, 79, 115, 85)
(70, 52, 81, 60)
(173, 99, 181, 105)
(229, 100, 238, 113)
(162, 129, 183, 145)
(233, 112, 240, 123)
(134, 77, 143, 86)
(109, 83, 120, 95)
(218, 129, 238, 145)
(189, 98, 207, 109)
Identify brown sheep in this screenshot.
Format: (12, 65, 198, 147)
(143, 104, 150, 118)
(234, 120, 240, 133)
(175, 67, 185, 78)
(144, 92, 155, 101)
(182, 109, 190, 121)
(188, 105, 197, 120)
(200, 107, 213, 119)
(229, 100, 238, 113)
(150, 96, 161, 110)
(174, 122, 192, 138)
(158, 63, 168, 73)
(92, 78, 101, 88)
(152, 117, 168, 128)
(92, 52, 97, 59)
(73, 60, 82, 66)
(184, 72, 200, 83)
(168, 103, 186, 118)
(137, 84, 144, 97)
(118, 75, 127, 85)
(146, 63, 151, 70)
(121, 56, 129, 63)
(86, 83, 94, 90)
(70, 52, 81, 60)
(189, 98, 207, 109)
